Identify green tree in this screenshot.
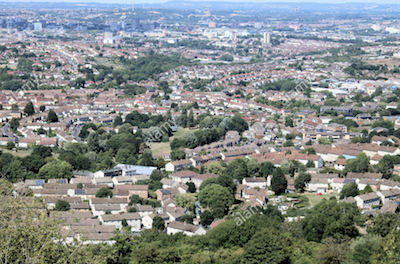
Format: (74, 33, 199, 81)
(180, 214, 194, 224)
(6, 141, 15, 150)
(367, 213, 400, 237)
(54, 200, 70, 211)
(361, 184, 373, 194)
(46, 109, 58, 123)
(318, 137, 331, 145)
(175, 193, 196, 212)
(152, 216, 165, 231)
(23, 101, 35, 116)
(306, 160, 315, 168)
(302, 200, 362, 242)
(340, 183, 359, 199)
(114, 115, 123, 126)
(32, 145, 52, 159)
(155, 157, 165, 169)
(241, 227, 290, 264)
(271, 167, 287, 195)
(285, 116, 294, 127)
(247, 158, 261, 178)
(294, 172, 311, 193)
(186, 182, 196, 193)
(261, 161, 275, 178)
(199, 184, 234, 215)
(77, 182, 83, 189)
(150, 170, 163, 181)
(200, 210, 214, 226)
(38, 160, 73, 181)
(344, 152, 370, 174)
(180, 108, 187, 128)
(10, 118, 19, 132)
(187, 109, 194, 128)
(95, 187, 113, 198)
(171, 149, 186, 161)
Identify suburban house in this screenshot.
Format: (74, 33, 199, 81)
(166, 221, 207, 236)
(93, 168, 123, 178)
(380, 200, 399, 214)
(377, 189, 400, 204)
(169, 170, 200, 184)
(160, 178, 179, 189)
(89, 198, 129, 212)
(114, 164, 157, 176)
(354, 193, 381, 209)
(331, 178, 356, 192)
(357, 179, 380, 191)
(334, 159, 346, 170)
(165, 159, 193, 172)
(92, 204, 122, 217)
(142, 213, 170, 229)
(191, 173, 219, 189)
(307, 179, 329, 193)
(242, 177, 267, 189)
(112, 176, 133, 185)
(92, 177, 114, 187)
(380, 179, 400, 191)
(99, 212, 141, 230)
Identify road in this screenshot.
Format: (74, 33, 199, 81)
(1, 123, 14, 138)
(72, 124, 83, 142)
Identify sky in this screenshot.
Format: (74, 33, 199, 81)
(3, 0, 399, 4)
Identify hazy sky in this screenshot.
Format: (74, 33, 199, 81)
(4, 0, 399, 3)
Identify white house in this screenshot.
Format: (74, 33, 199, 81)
(331, 178, 356, 192)
(142, 213, 170, 229)
(166, 221, 207, 236)
(307, 179, 329, 192)
(99, 212, 141, 230)
(354, 193, 381, 209)
(377, 189, 400, 204)
(242, 177, 267, 189)
(169, 170, 200, 184)
(92, 204, 122, 217)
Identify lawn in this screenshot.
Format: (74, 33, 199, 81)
(150, 127, 199, 156)
(1, 148, 32, 158)
(300, 193, 338, 207)
(170, 127, 198, 140)
(150, 142, 171, 156)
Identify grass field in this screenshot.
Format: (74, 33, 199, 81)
(300, 192, 338, 207)
(150, 142, 171, 156)
(1, 148, 32, 158)
(151, 127, 199, 156)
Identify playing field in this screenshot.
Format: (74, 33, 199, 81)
(300, 193, 338, 207)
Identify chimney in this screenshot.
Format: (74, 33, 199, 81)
(118, 212, 121, 215)
(184, 221, 186, 226)
(108, 196, 110, 200)
(92, 224, 94, 228)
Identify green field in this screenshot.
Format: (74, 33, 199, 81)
(1, 148, 32, 158)
(300, 193, 338, 207)
(150, 127, 199, 156)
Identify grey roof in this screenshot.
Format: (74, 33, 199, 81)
(101, 212, 140, 221)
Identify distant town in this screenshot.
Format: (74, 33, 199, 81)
(1, 1, 400, 263)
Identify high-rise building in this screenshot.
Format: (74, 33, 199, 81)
(121, 21, 126, 29)
(104, 32, 113, 39)
(263, 32, 271, 44)
(18, 33, 24, 41)
(34, 23, 42, 31)
(230, 30, 237, 41)
(110, 22, 118, 31)
(254, 22, 262, 29)
(209, 21, 216, 28)
(231, 21, 238, 29)
(132, 18, 140, 29)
